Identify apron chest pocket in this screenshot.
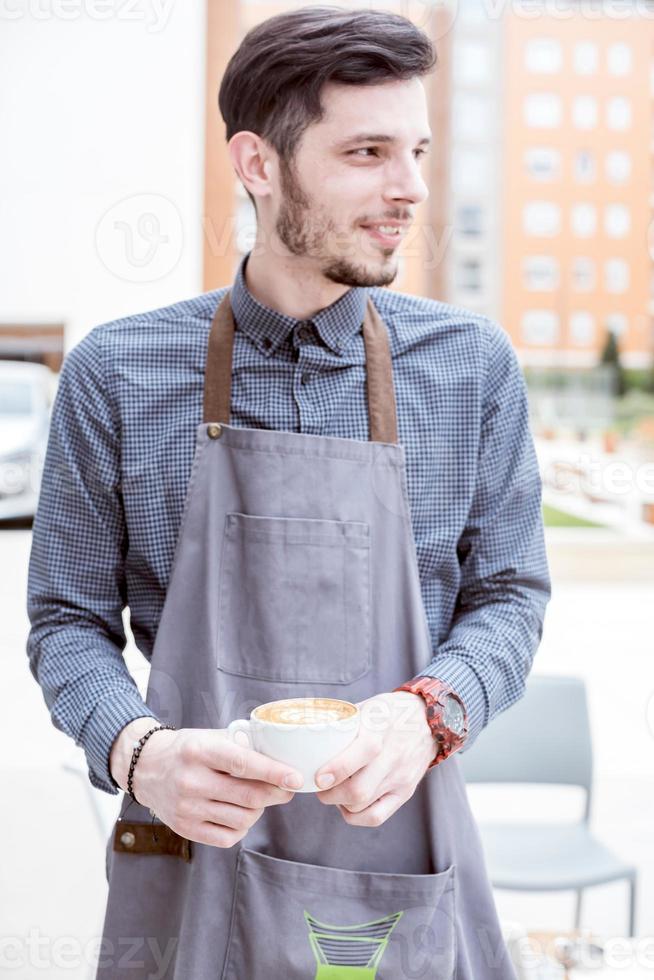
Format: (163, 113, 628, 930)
(216, 513, 371, 684)
(221, 846, 457, 980)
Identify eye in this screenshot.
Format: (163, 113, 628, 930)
(347, 146, 428, 160)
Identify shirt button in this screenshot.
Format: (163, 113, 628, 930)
(120, 831, 136, 849)
(262, 337, 272, 350)
(296, 322, 313, 343)
(301, 372, 311, 385)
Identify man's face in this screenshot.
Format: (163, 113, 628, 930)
(272, 77, 431, 288)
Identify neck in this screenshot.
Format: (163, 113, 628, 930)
(244, 243, 352, 320)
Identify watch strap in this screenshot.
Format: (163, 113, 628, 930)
(393, 675, 468, 768)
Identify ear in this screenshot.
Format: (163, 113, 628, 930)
(228, 132, 273, 207)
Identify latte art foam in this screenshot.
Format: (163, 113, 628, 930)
(255, 698, 357, 725)
(276, 706, 342, 724)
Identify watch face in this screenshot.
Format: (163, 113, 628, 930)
(442, 695, 465, 736)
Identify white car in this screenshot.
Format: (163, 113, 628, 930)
(0, 361, 57, 521)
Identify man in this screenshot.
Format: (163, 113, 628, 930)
(27, 7, 550, 979)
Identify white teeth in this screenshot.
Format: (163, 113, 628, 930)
(375, 225, 401, 235)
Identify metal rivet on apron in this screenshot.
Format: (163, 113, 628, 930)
(120, 831, 136, 848)
(207, 423, 222, 440)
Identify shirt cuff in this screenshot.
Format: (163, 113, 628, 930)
(418, 656, 487, 751)
(80, 692, 160, 794)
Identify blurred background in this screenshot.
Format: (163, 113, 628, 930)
(1, 0, 653, 977)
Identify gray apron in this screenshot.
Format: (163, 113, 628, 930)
(100, 291, 517, 980)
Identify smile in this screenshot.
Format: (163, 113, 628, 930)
(360, 224, 406, 247)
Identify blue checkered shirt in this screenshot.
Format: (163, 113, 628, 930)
(26, 253, 550, 794)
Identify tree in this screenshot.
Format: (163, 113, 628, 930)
(599, 329, 627, 398)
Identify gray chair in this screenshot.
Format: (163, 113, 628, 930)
(62, 746, 120, 843)
(459, 674, 638, 936)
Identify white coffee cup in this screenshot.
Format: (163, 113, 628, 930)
(226, 697, 360, 792)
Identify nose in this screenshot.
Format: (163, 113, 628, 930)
(382, 153, 429, 207)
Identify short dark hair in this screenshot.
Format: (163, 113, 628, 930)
(218, 5, 436, 203)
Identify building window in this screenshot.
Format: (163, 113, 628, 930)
(523, 201, 561, 236)
(605, 151, 631, 184)
(525, 38, 562, 74)
(454, 41, 491, 86)
(606, 97, 632, 130)
(607, 43, 632, 76)
(574, 150, 596, 182)
(570, 311, 596, 345)
(572, 257, 596, 292)
(522, 255, 560, 290)
(604, 205, 631, 238)
(524, 93, 562, 128)
(456, 258, 483, 292)
(572, 96, 598, 130)
(456, 204, 484, 236)
(521, 310, 560, 345)
(604, 259, 630, 292)
(458, 0, 486, 24)
(524, 147, 561, 181)
(452, 149, 488, 193)
(573, 41, 598, 75)
(571, 204, 597, 238)
(453, 95, 490, 141)
(606, 314, 627, 336)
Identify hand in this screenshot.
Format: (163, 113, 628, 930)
(314, 692, 437, 827)
(109, 718, 303, 849)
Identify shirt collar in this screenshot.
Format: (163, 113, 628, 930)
(230, 252, 369, 357)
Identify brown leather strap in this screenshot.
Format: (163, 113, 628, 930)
(113, 820, 192, 862)
(361, 297, 399, 445)
(202, 291, 399, 444)
(202, 292, 235, 429)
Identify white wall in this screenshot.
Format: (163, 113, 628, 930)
(0, 0, 207, 350)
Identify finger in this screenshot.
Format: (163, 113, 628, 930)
(194, 736, 304, 790)
(194, 822, 243, 849)
(199, 799, 264, 831)
(318, 751, 390, 809)
(186, 769, 295, 808)
(338, 792, 404, 828)
(314, 732, 384, 794)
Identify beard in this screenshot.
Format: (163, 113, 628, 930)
(275, 158, 399, 288)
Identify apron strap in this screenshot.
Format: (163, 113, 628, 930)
(202, 290, 399, 444)
(202, 292, 236, 431)
(361, 296, 399, 445)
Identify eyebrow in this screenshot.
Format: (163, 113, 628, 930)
(335, 133, 432, 149)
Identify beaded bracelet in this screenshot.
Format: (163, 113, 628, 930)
(127, 724, 176, 805)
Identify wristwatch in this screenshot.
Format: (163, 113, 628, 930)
(393, 676, 468, 769)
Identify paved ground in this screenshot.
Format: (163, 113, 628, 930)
(1, 527, 652, 978)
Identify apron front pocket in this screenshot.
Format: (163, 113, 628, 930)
(221, 846, 456, 980)
(216, 513, 371, 684)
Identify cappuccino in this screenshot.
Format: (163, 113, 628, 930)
(227, 696, 360, 791)
(254, 697, 357, 726)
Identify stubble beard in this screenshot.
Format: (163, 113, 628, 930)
(275, 158, 399, 289)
